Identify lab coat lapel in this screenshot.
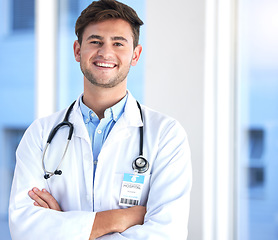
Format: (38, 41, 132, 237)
(103, 92, 143, 144)
(69, 96, 91, 143)
(65, 97, 94, 208)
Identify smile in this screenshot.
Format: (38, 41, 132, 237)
(94, 62, 116, 68)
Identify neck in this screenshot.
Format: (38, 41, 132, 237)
(83, 79, 127, 119)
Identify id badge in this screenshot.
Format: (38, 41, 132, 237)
(119, 172, 145, 206)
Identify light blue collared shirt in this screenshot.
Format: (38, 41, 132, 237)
(79, 94, 127, 184)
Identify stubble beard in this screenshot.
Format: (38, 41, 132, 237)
(80, 59, 132, 89)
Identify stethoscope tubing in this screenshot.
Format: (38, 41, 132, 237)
(136, 101, 144, 156)
(42, 140, 71, 178)
(42, 101, 75, 179)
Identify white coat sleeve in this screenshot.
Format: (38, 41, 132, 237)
(98, 120, 192, 240)
(9, 120, 95, 240)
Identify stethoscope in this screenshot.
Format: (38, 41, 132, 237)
(42, 100, 149, 179)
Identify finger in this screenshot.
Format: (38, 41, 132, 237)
(34, 188, 61, 211)
(28, 189, 49, 208)
(41, 189, 61, 211)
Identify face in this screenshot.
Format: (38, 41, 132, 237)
(74, 19, 142, 89)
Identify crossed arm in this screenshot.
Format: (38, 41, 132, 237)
(28, 188, 146, 239)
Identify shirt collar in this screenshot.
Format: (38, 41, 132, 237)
(79, 93, 128, 123)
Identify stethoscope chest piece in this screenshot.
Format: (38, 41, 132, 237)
(132, 156, 149, 174)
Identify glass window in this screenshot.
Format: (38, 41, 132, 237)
(237, 0, 278, 239)
(0, 0, 35, 239)
(12, 0, 35, 31)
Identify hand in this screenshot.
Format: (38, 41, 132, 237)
(28, 187, 61, 211)
(90, 205, 146, 239)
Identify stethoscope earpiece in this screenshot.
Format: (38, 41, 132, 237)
(43, 170, 62, 180)
(54, 170, 62, 175)
(44, 174, 50, 180)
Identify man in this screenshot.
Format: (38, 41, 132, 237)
(9, 0, 192, 239)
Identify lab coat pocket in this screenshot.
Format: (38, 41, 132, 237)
(111, 173, 151, 209)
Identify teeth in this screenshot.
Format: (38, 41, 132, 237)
(96, 62, 115, 68)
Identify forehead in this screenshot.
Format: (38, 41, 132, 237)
(83, 19, 134, 40)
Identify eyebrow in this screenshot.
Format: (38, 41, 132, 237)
(86, 35, 103, 41)
(111, 36, 128, 43)
(86, 35, 128, 43)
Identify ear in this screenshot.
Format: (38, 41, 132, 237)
(73, 40, 81, 62)
(131, 44, 143, 66)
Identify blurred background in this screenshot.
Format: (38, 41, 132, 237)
(0, 0, 277, 239)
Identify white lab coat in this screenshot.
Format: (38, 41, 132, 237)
(9, 92, 192, 240)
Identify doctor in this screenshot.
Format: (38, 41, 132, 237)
(9, 0, 192, 239)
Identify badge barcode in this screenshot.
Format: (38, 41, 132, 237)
(120, 198, 139, 205)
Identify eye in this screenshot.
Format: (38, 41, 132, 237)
(90, 41, 102, 45)
(114, 42, 124, 47)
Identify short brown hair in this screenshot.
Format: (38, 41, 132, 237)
(75, 0, 144, 48)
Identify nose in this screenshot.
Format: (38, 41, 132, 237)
(97, 44, 114, 59)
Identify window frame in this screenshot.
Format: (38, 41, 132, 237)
(35, 0, 58, 118)
(203, 0, 237, 239)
